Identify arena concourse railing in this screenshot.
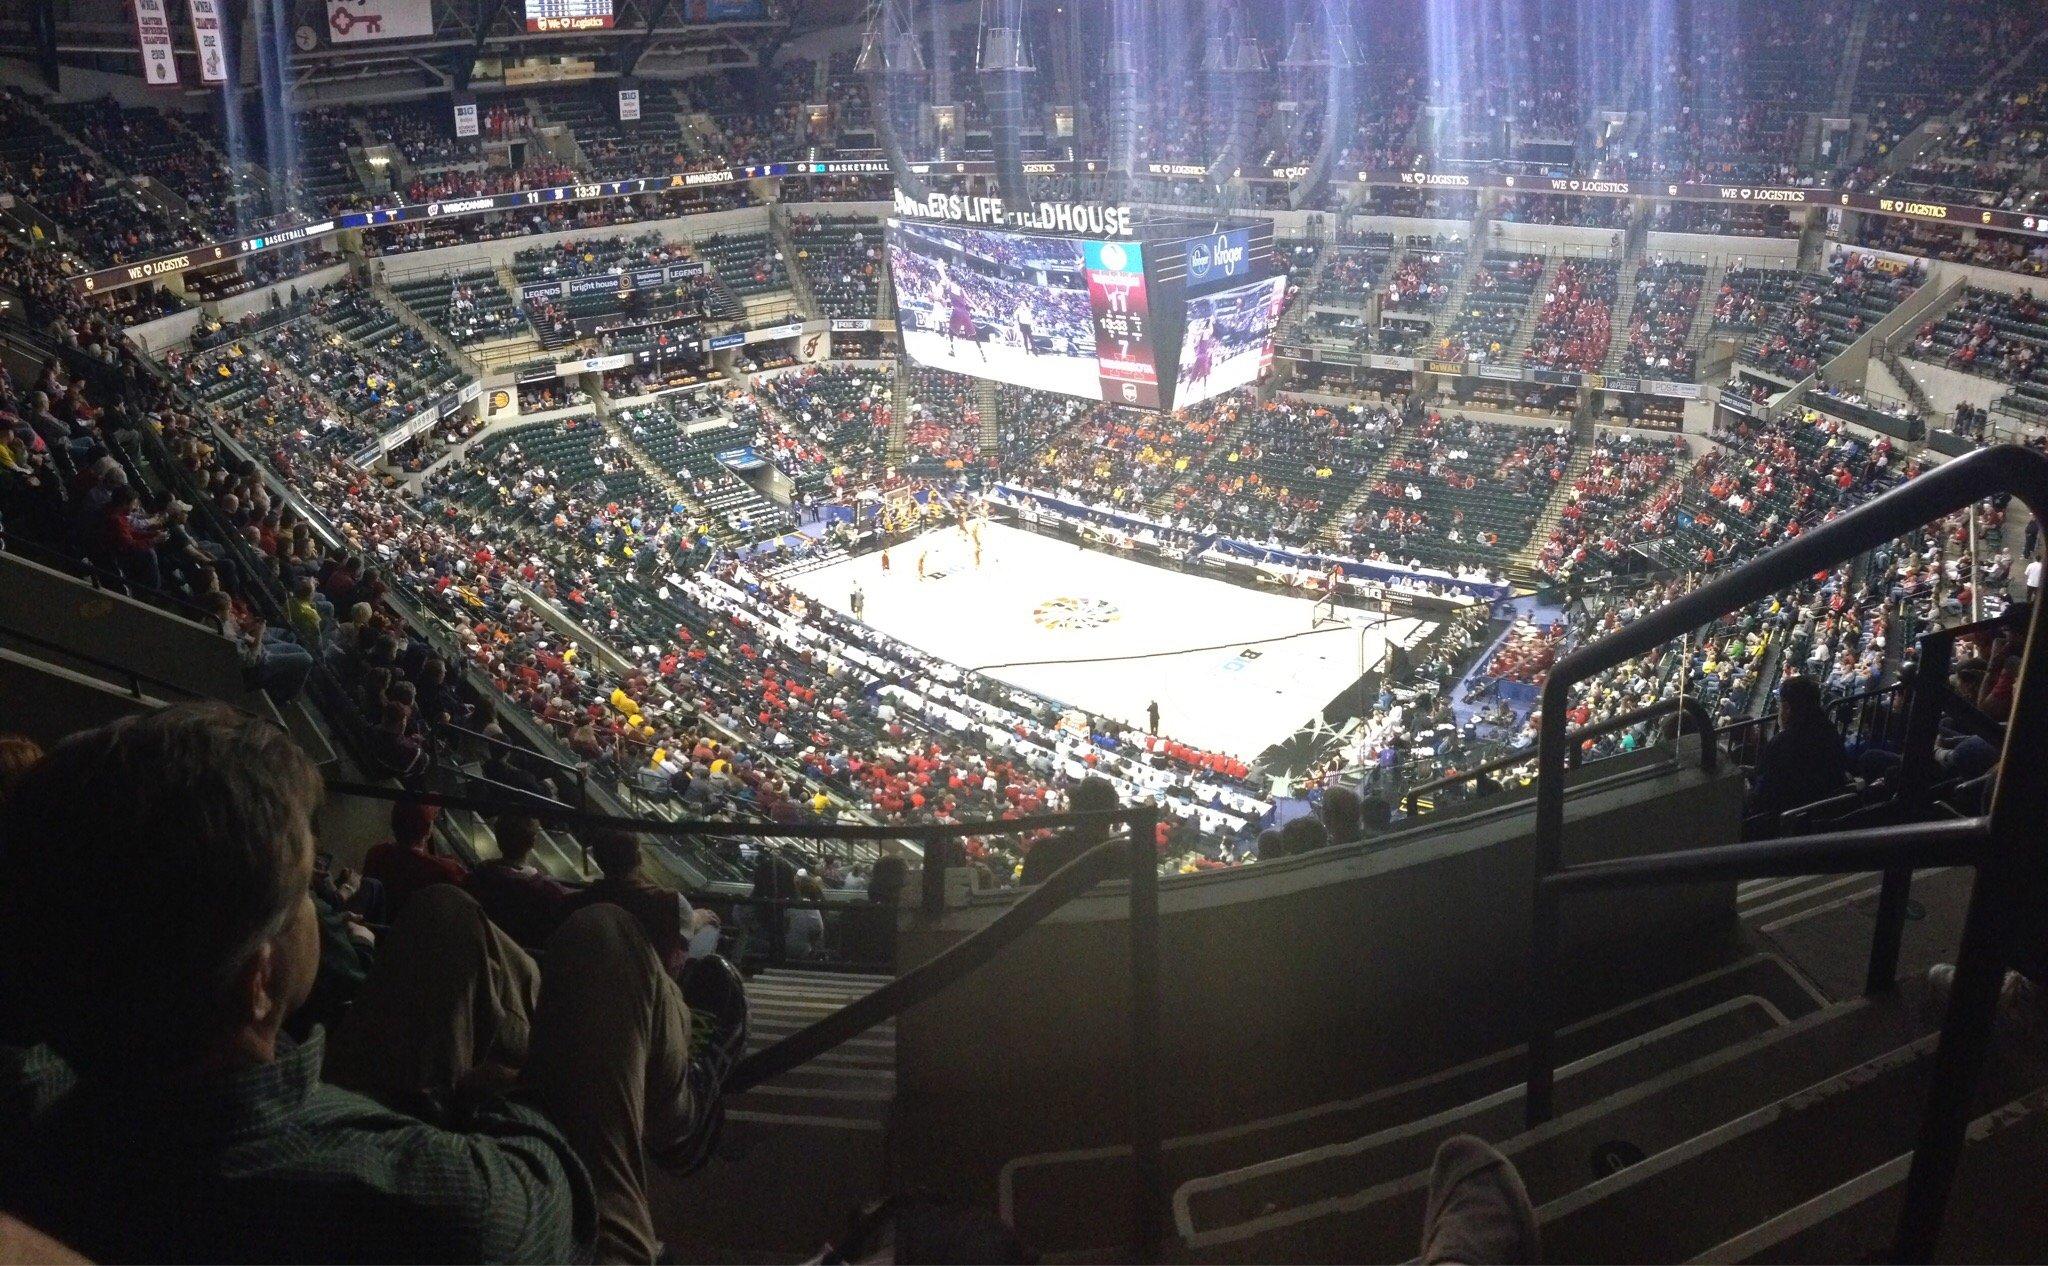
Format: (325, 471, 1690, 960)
(316, 784, 1173, 1261)
(1396, 695, 1718, 818)
(1523, 442, 2048, 1261)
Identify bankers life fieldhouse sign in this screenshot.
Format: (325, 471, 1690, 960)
(889, 190, 1136, 239)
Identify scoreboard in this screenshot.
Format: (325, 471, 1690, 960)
(886, 211, 1273, 412)
(522, 0, 613, 31)
(1079, 239, 1160, 408)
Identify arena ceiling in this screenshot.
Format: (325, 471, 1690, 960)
(0, 0, 865, 99)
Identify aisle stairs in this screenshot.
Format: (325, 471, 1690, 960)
(1318, 433, 1416, 546)
(654, 969, 898, 1260)
(1599, 256, 1644, 374)
(1509, 441, 1596, 582)
(1506, 256, 1563, 366)
(998, 954, 2048, 1263)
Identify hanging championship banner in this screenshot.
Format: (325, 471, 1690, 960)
(618, 86, 641, 122)
(453, 96, 479, 138)
(187, 0, 229, 83)
(133, 0, 179, 86)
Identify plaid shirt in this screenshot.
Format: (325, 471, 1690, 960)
(1, 1032, 595, 1263)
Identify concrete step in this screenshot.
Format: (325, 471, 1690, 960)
(1710, 1082, 2048, 1263)
(651, 1109, 887, 1260)
(1178, 978, 1936, 1262)
(1003, 954, 1820, 1253)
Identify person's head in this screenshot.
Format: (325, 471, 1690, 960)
(868, 854, 907, 905)
(1278, 814, 1330, 857)
(1067, 775, 1120, 842)
(0, 705, 324, 1078)
(0, 733, 44, 804)
(390, 798, 438, 849)
(1777, 675, 1829, 733)
(1360, 791, 1394, 830)
(1320, 785, 1363, 845)
(588, 827, 645, 878)
(1255, 826, 1284, 858)
(493, 813, 540, 867)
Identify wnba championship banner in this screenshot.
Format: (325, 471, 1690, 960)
(186, 0, 228, 83)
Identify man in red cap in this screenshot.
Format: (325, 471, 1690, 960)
(362, 798, 468, 915)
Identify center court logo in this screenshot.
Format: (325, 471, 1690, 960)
(1034, 596, 1122, 631)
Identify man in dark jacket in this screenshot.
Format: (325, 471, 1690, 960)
(1022, 776, 1120, 885)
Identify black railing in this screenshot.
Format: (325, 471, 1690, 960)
(320, 782, 1170, 1260)
(1398, 696, 1716, 817)
(1523, 443, 2048, 1262)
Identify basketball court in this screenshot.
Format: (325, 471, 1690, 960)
(781, 519, 1433, 762)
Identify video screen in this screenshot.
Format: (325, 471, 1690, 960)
(523, 0, 614, 32)
(888, 221, 1105, 401)
(1174, 274, 1287, 409)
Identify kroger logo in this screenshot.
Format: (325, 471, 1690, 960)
(1191, 233, 1246, 279)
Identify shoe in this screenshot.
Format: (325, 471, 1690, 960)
(1420, 1135, 1539, 1265)
(649, 955, 750, 1176)
(1926, 963, 2046, 1049)
(680, 952, 751, 1075)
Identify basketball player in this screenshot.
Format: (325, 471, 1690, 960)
(939, 263, 988, 362)
(1186, 317, 1219, 395)
(880, 550, 891, 575)
(916, 549, 928, 580)
(851, 581, 865, 619)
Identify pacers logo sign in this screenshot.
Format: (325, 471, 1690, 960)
(1034, 596, 1122, 631)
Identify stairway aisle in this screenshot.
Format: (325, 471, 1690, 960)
(1317, 433, 1415, 546)
(653, 969, 897, 1261)
(1509, 440, 1596, 580)
(1600, 256, 1644, 373)
(1507, 256, 1563, 366)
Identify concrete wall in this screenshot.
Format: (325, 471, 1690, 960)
(894, 760, 1745, 1206)
(372, 205, 773, 288)
(1889, 355, 2012, 421)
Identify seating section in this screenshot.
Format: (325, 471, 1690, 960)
(1381, 240, 1460, 312)
(1600, 411, 1901, 574)
(1712, 267, 1803, 334)
(1535, 431, 1686, 579)
(1438, 252, 1543, 364)
(256, 282, 464, 432)
(1617, 260, 1706, 378)
(739, 365, 892, 493)
(617, 398, 796, 541)
(1911, 287, 2048, 423)
(903, 367, 982, 470)
(1314, 236, 1395, 305)
(1337, 415, 1571, 569)
(698, 230, 790, 301)
(788, 215, 882, 317)
(1740, 255, 1925, 379)
(1164, 400, 1401, 549)
(1524, 258, 1616, 372)
(540, 86, 686, 180)
(390, 269, 525, 345)
(1027, 395, 1245, 510)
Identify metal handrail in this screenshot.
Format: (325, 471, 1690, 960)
(319, 781, 1169, 1260)
(1524, 442, 2048, 1262)
(0, 617, 258, 713)
(1400, 696, 1717, 815)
